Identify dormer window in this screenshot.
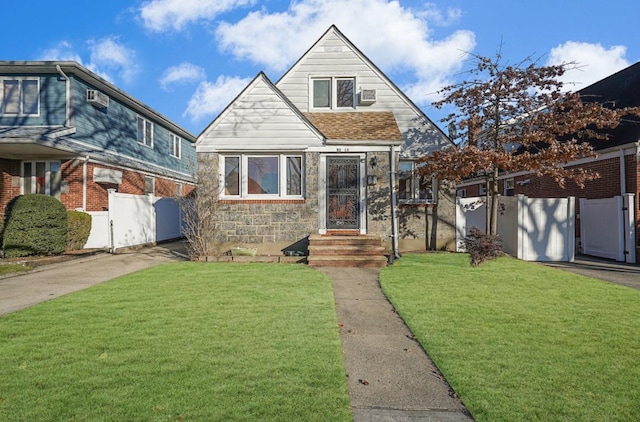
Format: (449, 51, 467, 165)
(311, 77, 355, 110)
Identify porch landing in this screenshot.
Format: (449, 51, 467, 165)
(307, 234, 388, 268)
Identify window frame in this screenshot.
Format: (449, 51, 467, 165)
(137, 115, 154, 148)
(398, 160, 437, 204)
(21, 160, 61, 199)
(1, 78, 40, 116)
(310, 76, 356, 110)
(170, 133, 181, 158)
(221, 153, 305, 199)
(504, 178, 515, 196)
(144, 175, 155, 195)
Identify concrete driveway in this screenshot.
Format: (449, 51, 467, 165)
(0, 241, 189, 316)
(545, 256, 640, 290)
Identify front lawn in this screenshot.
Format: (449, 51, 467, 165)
(0, 263, 351, 421)
(380, 253, 640, 422)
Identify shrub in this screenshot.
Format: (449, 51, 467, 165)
(67, 210, 92, 250)
(463, 226, 504, 266)
(2, 194, 68, 258)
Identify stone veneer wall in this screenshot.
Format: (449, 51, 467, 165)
(201, 152, 320, 252)
(397, 181, 457, 251)
(365, 151, 393, 240)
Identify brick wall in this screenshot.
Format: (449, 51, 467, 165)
(1, 159, 194, 215)
(0, 159, 21, 215)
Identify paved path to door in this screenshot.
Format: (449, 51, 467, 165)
(319, 267, 474, 422)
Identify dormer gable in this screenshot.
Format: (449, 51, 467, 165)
(196, 72, 324, 152)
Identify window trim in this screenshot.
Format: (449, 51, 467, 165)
(221, 153, 305, 199)
(137, 115, 154, 148)
(21, 160, 61, 198)
(309, 76, 356, 110)
(144, 175, 155, 195)
(1, 77, 40, 116)
(170, 133, 181, 158)
(504, 178, 515, 196)
(398, 160, 437, 204)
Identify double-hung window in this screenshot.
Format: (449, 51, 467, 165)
(170, 133, 181, 158)
(137, 116, 153, 147)
(311, 77, 355, 109)
(222, 154, 303, 198)
(398, 161, 436, 204)
(2, 78, 39, 116)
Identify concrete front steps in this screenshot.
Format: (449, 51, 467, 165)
(307, 234, 388, 268)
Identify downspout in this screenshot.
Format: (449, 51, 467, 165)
(389, 145, 400, 260)
(619, 148, 626, 195)
(82, 156, 89, 211)
(55, 65, 70, 127)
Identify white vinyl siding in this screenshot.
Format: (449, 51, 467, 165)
(276, 29, 451, 157)
(197, 76, 323, 151)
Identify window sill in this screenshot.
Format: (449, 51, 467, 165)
(399, 200, 437, 207)
(219, 198, 306, 204)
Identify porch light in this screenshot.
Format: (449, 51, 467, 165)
(369, 156, 377, 168)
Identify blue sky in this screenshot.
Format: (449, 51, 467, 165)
(4, 0, 639, 135)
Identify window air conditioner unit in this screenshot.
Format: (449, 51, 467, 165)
(360, 89, 377, 104)
(87, 89, 109, 108)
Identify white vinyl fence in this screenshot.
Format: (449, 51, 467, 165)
(579, 194, 636, 263)
(83, 190, 183, 251)
(457, 195, 575, 262)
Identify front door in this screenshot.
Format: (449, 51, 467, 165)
(326, 157, 360, 230)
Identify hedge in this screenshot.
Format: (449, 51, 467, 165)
(2, 194, 67, 258)
(67, 210, 92, 250)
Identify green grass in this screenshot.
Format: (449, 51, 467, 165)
(380, 253, 640, 422)
(0, 263, 351, 421)
(0, 264, 30, 275)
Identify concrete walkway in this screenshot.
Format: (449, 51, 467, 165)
(0, 244, 187, 316)
(319, 267, 474, 422)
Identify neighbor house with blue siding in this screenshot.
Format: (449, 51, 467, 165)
(0, 61, 196, 217)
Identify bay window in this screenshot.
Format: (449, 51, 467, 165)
(222, 154, 304, 198)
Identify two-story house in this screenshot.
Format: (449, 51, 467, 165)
(0, 61, 196, 224)
(196, 26, 456, 265)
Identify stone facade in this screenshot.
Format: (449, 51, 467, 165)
(204, 152, 320, 254)
(397, 181, 457, 251)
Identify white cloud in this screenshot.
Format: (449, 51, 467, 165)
(139, 0, 255, 32)
(547, 41, 630, 91)
(88, 37, 139, 84)
(215, 0, 475, 105)
(38, 41, 84, 64)
(184, 75, 253, 123)
(160, 62, 206, 90)
(37, 38, 138, 84)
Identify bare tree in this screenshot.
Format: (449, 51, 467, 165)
(178, 154, 222, 258)
(419, 52, 640, 235)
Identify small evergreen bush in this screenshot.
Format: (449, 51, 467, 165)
(2, 194, 68, 258)
(464, 226, 504, 266)
(67, 210, 92, 250)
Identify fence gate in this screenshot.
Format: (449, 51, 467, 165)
(579, 194, 636, 263)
